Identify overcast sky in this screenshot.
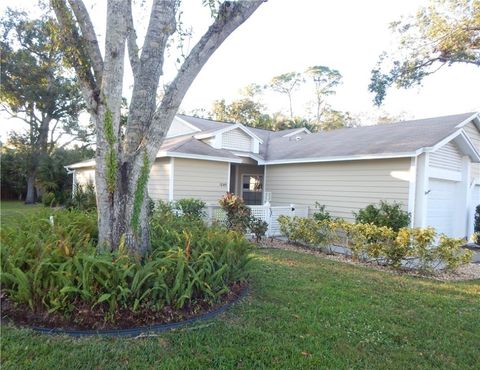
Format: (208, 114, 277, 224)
(1, 0, 479, 142)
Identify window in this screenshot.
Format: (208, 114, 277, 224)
(241, 175, 263, 205)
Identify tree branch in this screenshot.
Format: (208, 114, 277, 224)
(67, 0, 104, 84)
(126, 0, 140, 77)
(124, 0, 177, 156)
(146, 0, 265, 154)
(50, 0, 99, 113)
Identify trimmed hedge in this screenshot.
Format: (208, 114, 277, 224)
(278, 216, 472, 271)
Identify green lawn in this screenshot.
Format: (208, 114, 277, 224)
(0, 201, 40, 225)
(1, 203, 480, 369)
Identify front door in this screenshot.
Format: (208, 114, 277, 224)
(241, 174, 263, 205)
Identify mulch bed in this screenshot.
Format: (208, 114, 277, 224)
(1, 282, 247, 331)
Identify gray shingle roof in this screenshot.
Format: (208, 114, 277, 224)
(179, 112, 477, 161)
(68, 112, 478, 169)
(264, 112, 476, 161)
(159, 135, 240, 160)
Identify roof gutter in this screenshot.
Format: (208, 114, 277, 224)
(262, 151, 417, 165)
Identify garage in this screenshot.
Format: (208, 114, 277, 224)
(426, 178, 457, 236)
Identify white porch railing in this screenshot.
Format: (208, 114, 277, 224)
(205, 204, 309, 237)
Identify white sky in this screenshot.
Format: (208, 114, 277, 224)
(1, 0, 479, 142)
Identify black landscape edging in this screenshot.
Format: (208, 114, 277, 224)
(18, 287, 248, 338)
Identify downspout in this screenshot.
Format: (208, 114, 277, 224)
(64, 165, 76, 197)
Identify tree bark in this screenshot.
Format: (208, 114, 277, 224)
(52, 0, 265, 256)
(24, 173, 36, 204)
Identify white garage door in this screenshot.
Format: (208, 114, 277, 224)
(472, 185, 480, 210)
(426, 179, 456, 237)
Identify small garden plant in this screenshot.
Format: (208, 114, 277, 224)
(219, 193, 268, 242)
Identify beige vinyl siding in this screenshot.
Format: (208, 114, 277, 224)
(74, 168, 95, 187)
(464, 122, 480, 180)
(222, 128, 252, 152)
(148, 158, 170, 201)
(430, 141, 463, 172)
(173, 158, 229, 203)
(265, 158, 411, 221)
(464, 122, 480, 150)
(472, 163, 480, 181)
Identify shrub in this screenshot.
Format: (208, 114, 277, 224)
(278, 215, 472, 270)
(278, 216, 336, 250)
(42, 192, 56, 207)
(1, 207, 252, 319)
(66, 183, 97, 211)
(219, 193, 252, 233)
(312, 203, 332, 222)
(474, 205, 480, 244)
(342, 222, 396, 262)
(354, 201, 410, 232)
(434, 235, 473, 270)
(249, 217, 268, 242)
(174, 198, 206, 220)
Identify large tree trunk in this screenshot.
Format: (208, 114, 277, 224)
(24, 173, 36, 204)
(52, 0, 264, 256)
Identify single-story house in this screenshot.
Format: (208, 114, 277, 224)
(67, 112, 480, 239)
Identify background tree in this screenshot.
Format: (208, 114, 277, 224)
(0, 146, 28, 200)
(211, 83, 271, 128)
(269, 72, 304, 118)
(0, 9, 87, 203)
(369, 0, 480, 105)
(305, 65, 342, 124)
(50, 0, 264, 255)
(319, 110, 354, 131)
(211, 98, 271, 128)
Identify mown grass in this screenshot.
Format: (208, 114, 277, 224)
(1, 202, 479, 369)
(0, 201, 40, 226)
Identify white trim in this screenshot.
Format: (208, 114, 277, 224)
(65, 160, 95, 169)
(453, 131, 480, 161)
(235, 164, 240, 194)
(263, 152, 416, 165)
(174, 116, 202, 132)
(420, 129, 480, 162)
(71, 170, 77, 197)
(240, 173, 264, 204)
(194, 123, 264, 143)
(423, 130, 463, 153)
(169, 157, 174, 201)
(414, 152, 429, 228)
(429, 167, 462, 182)
(230, 151, 264, 163)
(227, 163, 231, 193)
(407, 156, 417, 226)
(263, 165, 267, 204)
(156, 151, 243, 164)
(461, 156, 471, 238)
(281, 127, 312, 137)
(454, 112, 480, 129)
